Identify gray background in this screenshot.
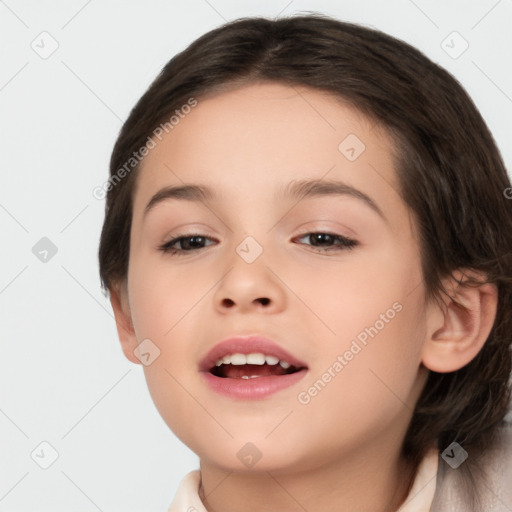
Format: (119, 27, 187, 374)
(0, 0, 511, 510)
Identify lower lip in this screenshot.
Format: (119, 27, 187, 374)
(200, 369, 308, 400)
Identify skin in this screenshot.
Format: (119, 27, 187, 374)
(110, 82, 498, 512)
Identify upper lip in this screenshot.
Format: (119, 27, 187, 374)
(199, 335, 308, 373)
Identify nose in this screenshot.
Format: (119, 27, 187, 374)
(212, 248, 287, 314)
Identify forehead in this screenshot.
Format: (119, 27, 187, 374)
(133, 82, 412, 235)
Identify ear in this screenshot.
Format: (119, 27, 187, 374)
(421, 269, 498, 373)
(109, 281, 141, 365)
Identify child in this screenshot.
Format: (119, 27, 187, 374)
(98, 13, 512, 512)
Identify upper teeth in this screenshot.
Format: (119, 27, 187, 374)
(215, 353, 292, 369)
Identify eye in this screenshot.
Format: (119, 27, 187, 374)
(294, 232, 358, 252)
(158, 231, 358, 256)
(159, 233, 216, 255)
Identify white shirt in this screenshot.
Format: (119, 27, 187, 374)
(168, 447, 439, 512)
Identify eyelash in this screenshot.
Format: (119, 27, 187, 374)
(159, 231, 359, 256)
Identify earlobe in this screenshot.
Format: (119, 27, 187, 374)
(421, 270, 498, 373)
(109, 281, 142, 365)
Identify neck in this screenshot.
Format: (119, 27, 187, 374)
(198, 441, 416, 512)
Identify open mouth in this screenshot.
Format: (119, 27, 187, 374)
(209, 353, 306, 379)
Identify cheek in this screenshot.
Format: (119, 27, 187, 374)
(282, 241, 418, 347)
(127, 255, 211, 339)
(290, 300, 426, 464)
(330, 305, 424, 408)
(126, 257, 215, 438)
(296, 247, 426, 428)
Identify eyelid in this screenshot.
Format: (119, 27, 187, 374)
(292, 221, 357, 239)
(159, 224, 217, 244)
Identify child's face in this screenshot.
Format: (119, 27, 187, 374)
(119, 82, 432, 471)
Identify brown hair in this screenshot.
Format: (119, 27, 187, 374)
(98, 12, 512, 497)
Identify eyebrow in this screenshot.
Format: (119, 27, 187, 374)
(143, 178, 387, 224)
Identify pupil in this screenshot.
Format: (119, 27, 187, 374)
(187, 236, 204, 248)
(312, 233, 332, 246)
